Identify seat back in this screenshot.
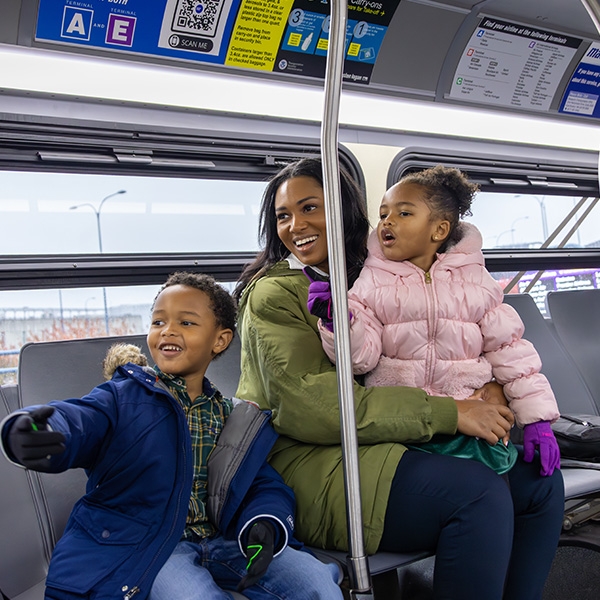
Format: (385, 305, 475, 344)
(547, 290, 600, 412)
(18, 334, 150, 404)
(504, 294, 600, 503)
(503, 294, 599, 416)
(0, 383, 19, 413)
(0, 387, 49, 600)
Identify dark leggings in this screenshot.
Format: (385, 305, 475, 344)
(379, 447, 564, 600)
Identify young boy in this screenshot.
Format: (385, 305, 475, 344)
(1, 272, 343, 600)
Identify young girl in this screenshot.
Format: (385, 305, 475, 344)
(313, 165, 561, 476)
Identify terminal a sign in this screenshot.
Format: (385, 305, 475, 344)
(35, 0, 401, 84)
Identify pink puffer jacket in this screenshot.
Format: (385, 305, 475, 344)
(320, 222, 559, 427)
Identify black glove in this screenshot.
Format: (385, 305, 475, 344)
(7, 406, 65, 469)
(237, 520, 276, 592)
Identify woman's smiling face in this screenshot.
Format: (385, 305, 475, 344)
(274, 176, 329, 273)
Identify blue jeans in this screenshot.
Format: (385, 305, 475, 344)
(379, 447, 564, 600)
(149, 536, 343, 600)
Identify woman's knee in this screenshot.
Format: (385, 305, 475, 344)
(439, 462, 514, 535)
(383, 454, 514, 551)
(509, 453, 565, 516)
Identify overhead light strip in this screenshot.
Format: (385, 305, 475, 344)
(1, 45, 599, 151)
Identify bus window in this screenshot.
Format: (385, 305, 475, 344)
(0, 280, 239, 385)
(0, 171, 265, 255)
(467, 191, 600, 314)
(472, 192, 600, 251)
(0, 284, 152, 384)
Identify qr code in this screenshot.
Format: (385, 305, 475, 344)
(171, 0, 226, 38)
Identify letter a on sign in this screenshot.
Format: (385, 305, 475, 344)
(61, 7, 93, 41)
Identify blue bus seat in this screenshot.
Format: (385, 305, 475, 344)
(547, 289, 600, 412)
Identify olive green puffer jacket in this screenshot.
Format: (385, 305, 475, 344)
(236, 261, 458, 553)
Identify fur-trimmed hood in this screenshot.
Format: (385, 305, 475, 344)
(102, 343, 148, 380)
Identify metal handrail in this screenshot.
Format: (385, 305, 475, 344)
(320, 1, 372, 595)
(581, 0, 600, 32)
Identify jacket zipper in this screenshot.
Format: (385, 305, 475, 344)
(123, 586, 140, 599)
(423, 269, 437, 389)
(122, 380, 190, 600)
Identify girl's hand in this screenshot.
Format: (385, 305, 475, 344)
(466, 381, 508, 407)
(465, 382, 511, 445)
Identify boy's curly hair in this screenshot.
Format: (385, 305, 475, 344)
(153, 271, 237, 338)
(103, 343, 148, 380)
(401, 165, 478, 251)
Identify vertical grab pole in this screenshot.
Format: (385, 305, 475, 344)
(320, 1, 372, 596)
(581, 0, 600, 32)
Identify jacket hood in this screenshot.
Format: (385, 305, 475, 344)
(103, 343, 149, 380)
(365, 221, 484, 274)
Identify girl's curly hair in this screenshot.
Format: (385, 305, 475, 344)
(401, 165, 478, 251)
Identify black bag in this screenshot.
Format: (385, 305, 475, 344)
(551, 415, 600, 462)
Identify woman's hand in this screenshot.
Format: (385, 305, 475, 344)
(455, 399, 514, 445)
(467, 381, 507, 406)
(465, 382, 512, 445)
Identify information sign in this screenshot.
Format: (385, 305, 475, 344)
(450, 17, 581, 111)
(559, 42, 600, 118)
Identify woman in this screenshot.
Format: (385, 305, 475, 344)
(234, 157, 564, 599)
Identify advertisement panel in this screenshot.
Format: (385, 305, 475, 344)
(35, 0, 401, 84)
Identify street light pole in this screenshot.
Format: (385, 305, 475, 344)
(495, 228, 514, 247)
(516, 195, 547, 241)
(510, 216, 529, 244)
(70, 190, 126, 335)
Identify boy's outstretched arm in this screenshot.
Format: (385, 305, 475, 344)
(2, 388, 116, 472)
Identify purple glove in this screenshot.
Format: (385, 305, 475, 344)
(303, 267, 334, 331)
(523, 421, 560, 476)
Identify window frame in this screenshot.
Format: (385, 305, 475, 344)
(388, 146, 600, 274)
(0, 117, 364, 290)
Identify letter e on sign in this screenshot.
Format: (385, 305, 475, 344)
(106, 14, 136, 47)
(61, 7, 93, 41)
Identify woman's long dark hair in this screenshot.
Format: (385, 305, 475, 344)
(234, 157, 370, 301)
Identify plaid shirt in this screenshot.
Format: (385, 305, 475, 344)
(155, 367, 233, 541)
